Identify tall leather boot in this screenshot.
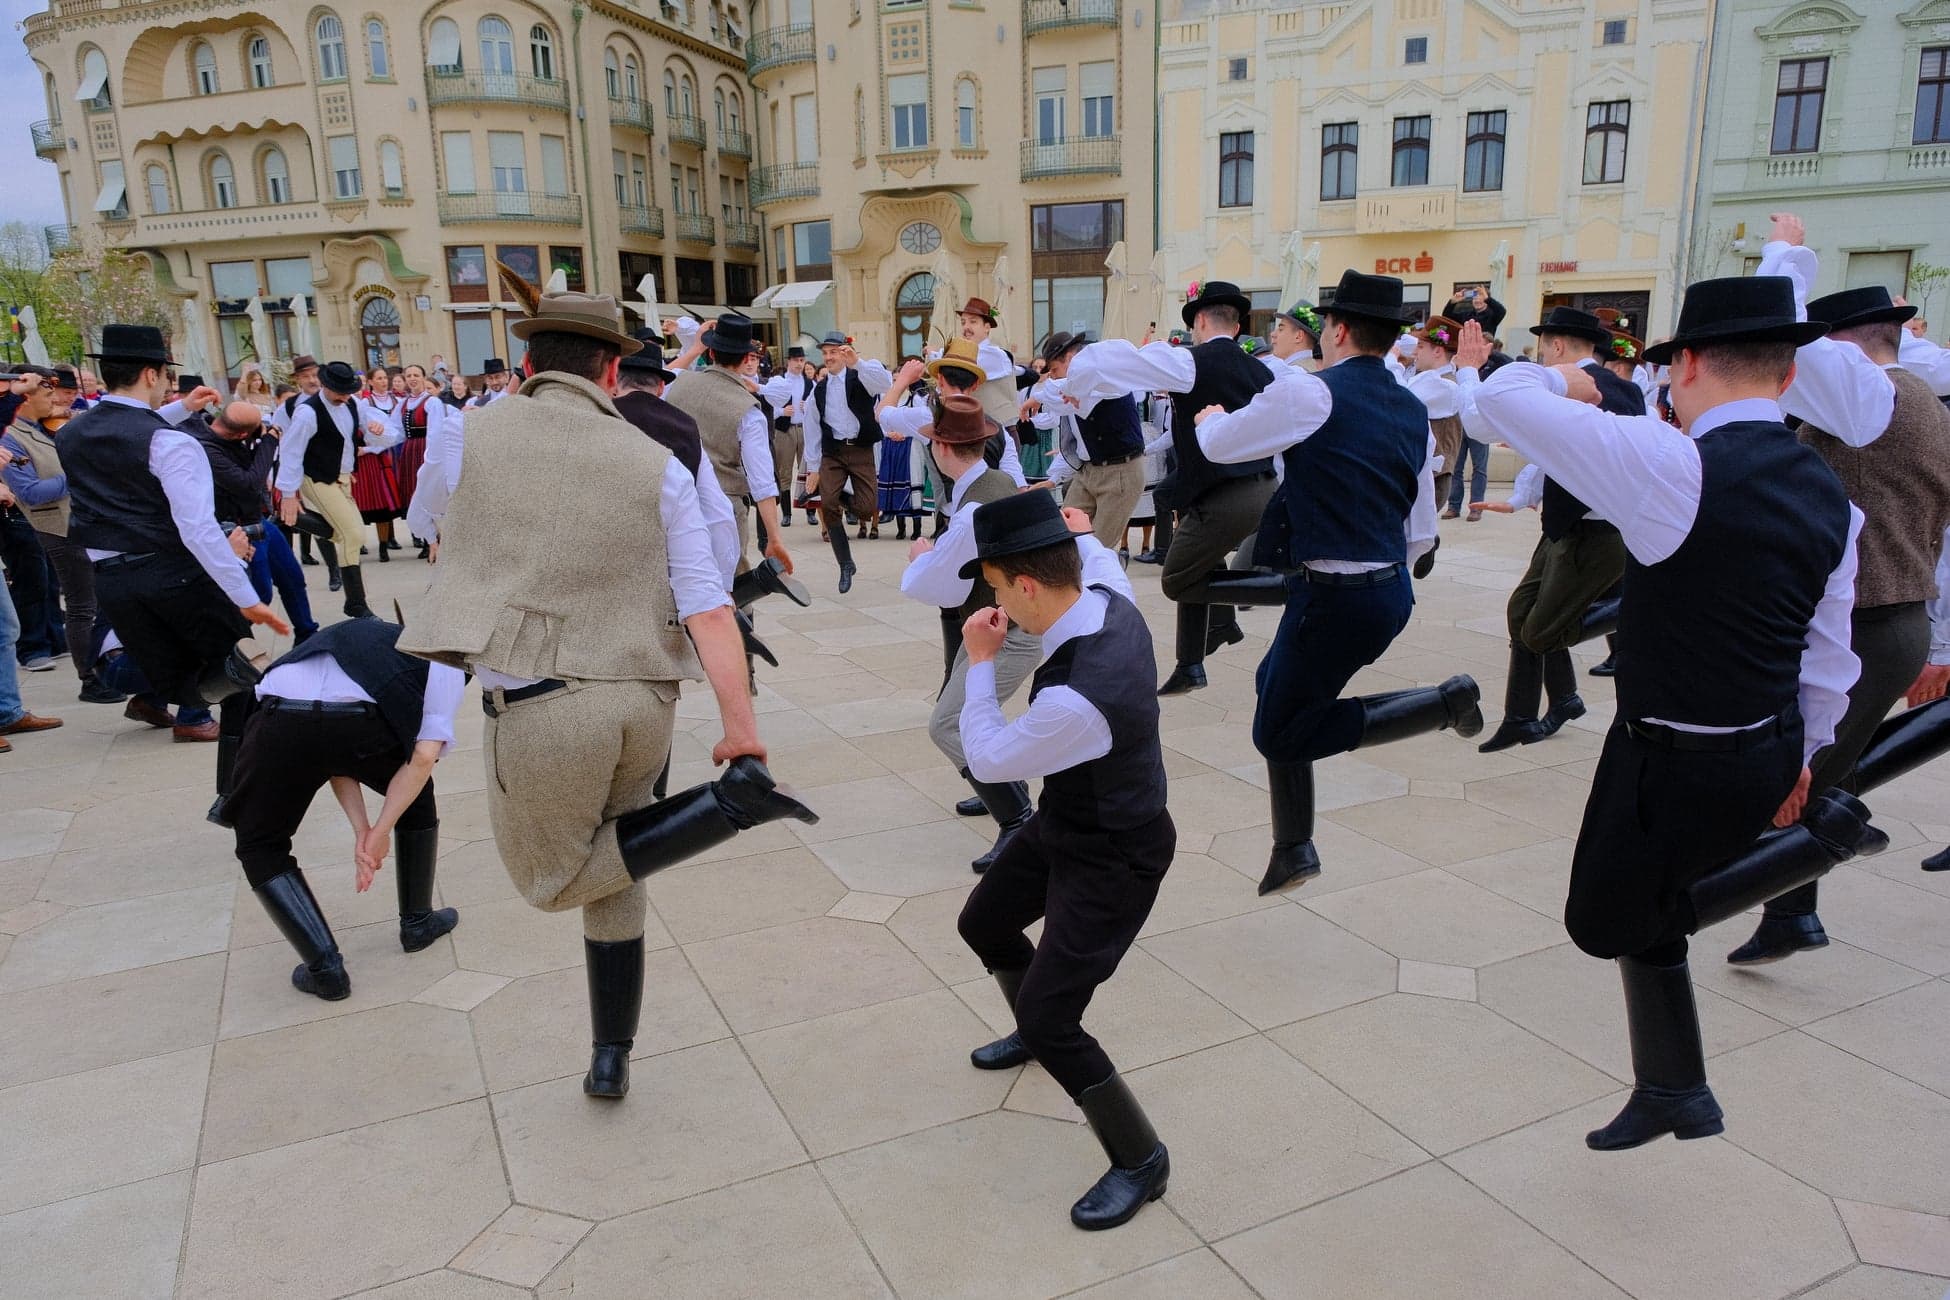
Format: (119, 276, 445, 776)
(1259, 761, 1320, 895)
(196, 646, 262, 706)
(1071, 1073, 1170, 1230)
(969, 967, 1033, 1069)
(1158, 603, 1210, 696)
(1480, 643, 1546, 753)
(1584, 956, 1723, 1151)
(1847, 697, 1950, 793)
(583, 935, 644, 1099)
(1200, 570, 1288, 655)
(394, 821, 459, 952)
(731, 556, 812, 609)
(1713, 790, 1870, 964)
(615, 757, 817, 880)
(829, 527, 857, 594)
(963, 767, 1032, 874)
(254, 866, 351, 1000)
(205, 692, 256, 827)
(1578, 596, 1621, 645)
(321, 539, 343, 593)
(1589, 634, 1618, 678)
(1353, 675, 1483, 746)
(1539, 647, 1586, 735)
(340, 565, 375, 619)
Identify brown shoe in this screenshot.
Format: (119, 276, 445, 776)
(124, 698, 175, 729)
(1440, 508, 1460, 520)
(1467, 508, 1483, 522)
(173, 720, 220, 743)
(0, 712, 63, 735)
(0, 736, 12, 753)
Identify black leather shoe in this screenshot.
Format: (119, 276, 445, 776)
(1205, 622, 1245, 656)
(291, 955, 351, 1001)
(584, 936, 643, 1099)
(1157, 664, 1207, 696)
(1539, 694, 1587, 736)
(1725, 912, 1828, 965)
(1412, 535, 1439, 580)
(1133, 549, 1162, 565)
(1588, 653, 1617, 678)
(1924, 846, 1950, 872)
(78, 680, 127, 704)
(838, 561, 856, 594)
(1072, 1073, 1170, 1230)
(1585, 1084, 1724, 1151)
(955, 795, 987, 817)
(1855, 822, 1890, 856)
(399, 908, 459, 952)
(585, 1043, 631, 1099)
(1478, 719, 1546, 753)
(1259, 840, 1321, 895)
(971, 1031, 1033, 1069)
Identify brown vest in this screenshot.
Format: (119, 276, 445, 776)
(1800, 368, 1950, 608)
(952, 466, 1019, 623)
(663, 367, 758, 502)
(7, 419, 69, 536)
(398, 372, 701, 682)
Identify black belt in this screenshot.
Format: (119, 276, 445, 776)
(481, 677, 567, 717)
(262, 696, 378, 718)
(1300, 563, 1404, 588)
(92, 551, 159, 570)
(1626, 713, 1788, 753)
(1087, 452, 1139, 467)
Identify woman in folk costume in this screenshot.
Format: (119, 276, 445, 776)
(874, 359, 928, 540)
(351, 365, 406, 561)
(394, 364, 447, 560)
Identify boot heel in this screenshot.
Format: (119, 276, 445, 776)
(1674, 1120, 1724, 1140)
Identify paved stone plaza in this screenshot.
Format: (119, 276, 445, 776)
(3, 513, 1950, 1300)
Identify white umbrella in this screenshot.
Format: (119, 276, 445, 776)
(991, 254, 1015, 347)
(1278, 232, 1305, 308)
(244, 296, 273, 374)
(1300, 242, 1323, 302)
(17, 306, 50, 367)
(176, 297, 212, 381)
(1488, 239, 1511, 304)
(928, 248, 960, 351)
(544, 267, 569, 294)
(289, 294, 314, 360)
(1101, 240, 1131, 341)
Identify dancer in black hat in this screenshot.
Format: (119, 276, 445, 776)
(664, 314, 790, 578)
(1193, 269, 1479, 896)
(1472, 269, 1873, 1151)
(275, 360, 402, 620)
(952, 490, 1174, 1231)
(809, 331, 893, 592)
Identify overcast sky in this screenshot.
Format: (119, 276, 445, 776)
(2, 0, 76, 231)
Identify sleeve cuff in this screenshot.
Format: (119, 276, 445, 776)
(966, 658, 999, 700)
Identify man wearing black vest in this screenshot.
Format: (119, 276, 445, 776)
(810, 331, 893, 593)
(664, 314, 789, 579)
(222, 617, 464, 1000)
(757, 345, 813, 529)
(1038, 332, 1148, 549)
(951, 490, 1169, 1232)
(1468, 309, 1641, 753)
(612, 333, 740, 587)
(880, 338, 1029, 488)
(1194, 270, 1476, 896)
(271, 356, 340, 585)
(1473, 271, 1874, 1151)
(275, 360, 401, 619)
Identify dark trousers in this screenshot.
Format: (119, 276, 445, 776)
(1160, 473, 1277, 642)
(96, 647, 211, 727)
(93, 551, 250, 706)
(1771, 601, 1931, 916)
(1, 511, 60, 662)
(246, 518, 318, 637)
(1566, 714, 1802, 962)
(1509, 523, 1628, 655)
(819, 443, 879, 531)
(37, 530, 98, 683)
(1253, 574, 1415, 763)
(957, 808, 1174, 1097)
(229, 702, 437, 886)
(1445, 438, 1491, 513)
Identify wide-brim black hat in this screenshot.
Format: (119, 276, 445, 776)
(786, 346, 806, 359)
(1642, 276, 1827, 366)
(1321, 269, 1416, 325)
(1181, 280, 1253, 328)
(87, 323, 174, 365)
(480, 358, 508, 376)
(1805, 286, 1918, 332)
(319, 361, 363, 394)
(700, 312, 760, 357)
(619, 332, 679, 382)
(1039, 331, 1091, 366)
(958, 489, 1075, 579)
(1529, 306, 1614, 346)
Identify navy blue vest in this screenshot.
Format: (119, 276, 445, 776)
(1281, 356, 1425, 566)
(1165, 338, 1274, 505)
(1076, 394, 1144, 462)
(814, 369, 882, 451)
(1616, 420, 1849, 726)
(1030, 586, 1167, 831)
(271, 617, 433, 753)
(62, 399, 191, 557)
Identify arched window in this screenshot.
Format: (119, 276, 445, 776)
(315, 15, 347, 80)
(604, 49, 619, 98)
(379, 139, 404, 197)
(145, 164, 171, 214)
(624, 55, 640, 101)
(44, 72, 59, 124)
(248, 35, 274, 87)
(360, 296, 401, 369)
(209, 152, 238, 208)
(529, 26, 554, 79)
(192, 42, 219, 95)
(714, 86, 726, 131)
(366, 20, 389, 77)
(956, 78, 976, 149)
(77, 47, 111, 109)
(262, 146, 291, 203)
(728, 89, 742, 131)
(478, 17, 514, 76)
(428, 18, 461, 72)
(662, 68, 676, 115)
(895, 273, 935, 359)
(680, 74, 695, 117)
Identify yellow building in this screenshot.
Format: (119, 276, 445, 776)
(744, 0, 1154, 358)
(24, 0, 762, 376)
(1156, 0, 1711, 341)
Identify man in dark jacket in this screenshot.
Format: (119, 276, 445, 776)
(194, 402, 317, 644)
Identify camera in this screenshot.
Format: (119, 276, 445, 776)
(221, 520, 267, 543)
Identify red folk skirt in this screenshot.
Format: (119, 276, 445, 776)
(394, 434, 429, 510)
(350, 449, 402, 523)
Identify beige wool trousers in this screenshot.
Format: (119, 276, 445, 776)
(483, 677, 679, 942)
(1064, 458, 1147, 548)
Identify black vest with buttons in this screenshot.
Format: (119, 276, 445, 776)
(1539, 362, 1643, 541)
(61, 399, 191, 556)
(1164, 338, 1274, 506)
(300, 393, 353, 484)
(814, 369, 882, 452)
(271, 617, 432, 753)
(1076, 394, 1145, 462)
(1030, 587, 1167, 831)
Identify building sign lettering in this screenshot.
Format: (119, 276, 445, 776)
(1374, 252, 1436, 275)
(1539, 260, 1579, 274)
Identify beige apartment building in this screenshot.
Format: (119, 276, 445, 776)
(24, 0, 763, 376)
(1156, 0, 1711, 340)
(744, 0, 1154, 358)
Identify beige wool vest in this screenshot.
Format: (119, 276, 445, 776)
(398, 372, 703, 682)
(7, 420, 70, 536)
(663, 368, 758, 501)
(1800, 368, 1950, 609)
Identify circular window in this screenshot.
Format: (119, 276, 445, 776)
(899, 221, 941, 255)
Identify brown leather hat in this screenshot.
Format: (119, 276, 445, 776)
(928, 394, 992, 447)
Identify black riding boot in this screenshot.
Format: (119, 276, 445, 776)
(395, 820, 458, 952)
(196, 646, 262, 706)
(1579, 596, 1621, 645)
(1714, 791, 1870, 964)
(1480, 643, 1546, 753)
(969, 967, 1033, 1069)
(321, 539, 343, 592)
(1199, 571, 1287, 655)
(963, 768, 1032, 874)
(1354, 675, 1483, 746)
(1158, 603, 1209, 696)
(1584, 956, 1724, 1151)
(583, 935, 644, 1098)
(829, 527, 857, 594)
(254, 866, 350, 1000)
(1071, 1073, 1170, 1230)
(340, 565, 375, 619)
(205, 692, 257, 827)
(614, 757, 817, 881)
(1259, 761, 1320, 895)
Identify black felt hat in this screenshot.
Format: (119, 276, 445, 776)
(1038, 331, 1091, 366)
(700, 312, 760, 357)
(786, 346, 806, 359)
(619, 331, 680, 382)
(1321, 270, 1416, 325)
(1181, 280, 1253, 328)
(1805, 286, 1918, 332)
(480, 357, 508, 376)
(86, 324, 174, 365)
(318, 361, 362, 395)
(1642, 277, 1828, 366)
(1529, 306, 1614, 346)
(957, 489, 1075, 579)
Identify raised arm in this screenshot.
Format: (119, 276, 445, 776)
(1758, 228, 1894, 444)
(1191, 364, 1334, 463)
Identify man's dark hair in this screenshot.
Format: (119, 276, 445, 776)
(99, 358, 159, 391)
(708, 348, 747, 369)
(1325, 312, 1398, 355)
(936, 364, 981, 392)
(1196, 304, 1241, 332)
(275, 383, 297, 398)
(1691, 340, 1797, 387)
(987, 540, 1083, 591)
(1539, 331, 1599, 360)
(615, 370, 660, 393)
(526, 332, 620, 382)
(1829, 321, 1902, 360)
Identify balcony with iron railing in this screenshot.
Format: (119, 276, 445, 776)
(675, 212, 716, 244)
(1019, 134, 1121, 179)
(746, 23, 815, 77)
(724, 219, 760, 249)
(1024, 0, 1119, 35)
(667, 113, 707, 149)
(30, 120, 64, 159)
(425, 69, 569, 112)
(619, 203, 666, 237)
(719, 126, 753, 160)
(436, 191, 583, 225)
(608, 96, 655, 134)
(43, 224, 74, 254)
(750, 162, 820, 206)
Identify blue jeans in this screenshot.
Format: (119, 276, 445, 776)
(96, 643, 211, 727)
(247, 519, 317, 637)
(0, 578, 23, 726)
(1446, 438, 1491, 513)
(1252, 574, 1415, 763)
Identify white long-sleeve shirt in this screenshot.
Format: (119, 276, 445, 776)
(257, 655, 467, 755)
(1057, 339, 1197, 408)
(1929, 524, 1950, 667)
(958, 539, 1135, 783)
(274, 394, 403, 492)
(1758, 241, 1897, 444)
(1403, 364, 1463, 421)
(729, 404, 779, 502)
(1473, 362, 1862, 761)
(1899, 332, 1950, 397)
(878, 399, 1027, 487)
(81, 395, 259, 609)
